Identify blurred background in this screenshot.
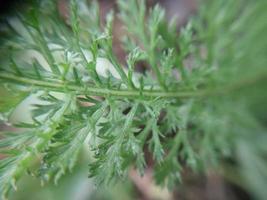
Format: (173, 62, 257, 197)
(0, 0, 260, 200)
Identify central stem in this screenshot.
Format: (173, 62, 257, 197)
(0, 71, 266, 100)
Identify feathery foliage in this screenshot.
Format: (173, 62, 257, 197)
(0, 0, 267, 199)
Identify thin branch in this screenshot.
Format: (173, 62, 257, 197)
(0, 71, 266, 100)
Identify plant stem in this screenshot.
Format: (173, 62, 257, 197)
(0, 71, 266, 100)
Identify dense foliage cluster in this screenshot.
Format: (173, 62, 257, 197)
(0, 0, 266, 199)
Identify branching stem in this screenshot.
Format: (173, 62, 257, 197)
(0, 71, 266, 100)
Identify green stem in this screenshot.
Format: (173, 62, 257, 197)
(36, 28, 61, 75)
(107, 51, 134, 89)
(0, 71, 266, 100)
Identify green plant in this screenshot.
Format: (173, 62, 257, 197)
(0, 0, 266, 199)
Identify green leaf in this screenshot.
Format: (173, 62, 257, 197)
(0, 86, 28, 119)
